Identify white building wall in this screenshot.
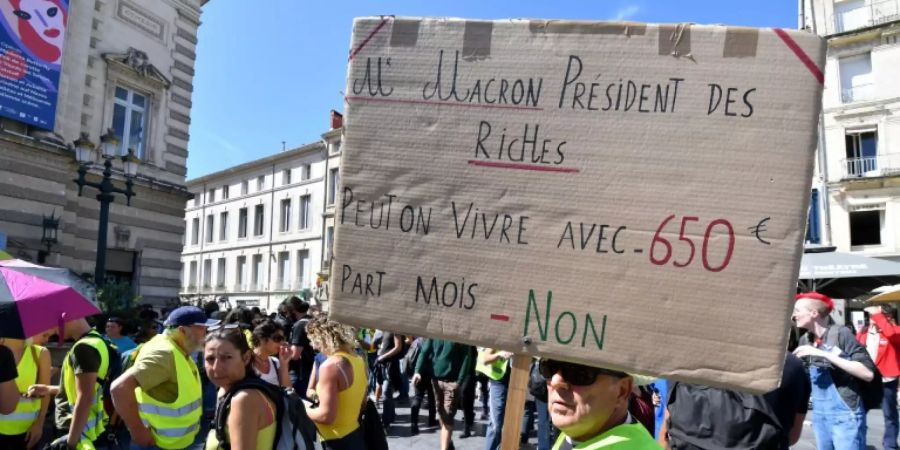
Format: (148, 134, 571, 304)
(180, 142, 332, 312)
(804, 0, 900, 260)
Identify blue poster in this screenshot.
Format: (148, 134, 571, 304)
(0, 0, 67, 130)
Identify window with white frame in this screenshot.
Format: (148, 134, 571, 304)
(280, 199, 291, 232)
(299, 195, 311, 230)
(241, 180, 249, 196)
(302, 164, 311, 180)
(207, 189, 215, 204)
(188, 261, 197, 288)
(254, 204, 265, 236)
(252, 254, 264, 290)
(278, 251, 290, 289)
(219, 212, 229, 241)
(834, 0, 868, 33)
(236, 256, 247, 290)
(238, 208, 248, 238)
(283, 169, 292, 186)
(191, 218, 199, 245)
(844, 129, 878, 177)
(297, 250, 310, 289)
(222, 185, 230, 200)
(111, 86, 148, 158)
(257, 175, 265, 192)
(202, 259, 212, 288)
(216, 258, 226, 287)
(839, 53, 873, 103)
(849, 203, 885, 247)
(328, 169, 339, 205)
(326, 226, 334, 262)
(205, 214, 214, 243)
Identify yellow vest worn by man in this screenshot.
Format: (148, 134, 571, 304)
(0, 344, 42, 435)
(61, 332, 110, 450)
(552, 422, 661, 450)
(135, 334, 202, 449)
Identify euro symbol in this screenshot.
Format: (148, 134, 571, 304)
(748, 217, 771, 245)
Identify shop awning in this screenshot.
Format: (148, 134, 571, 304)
(798, 248, 900, 298)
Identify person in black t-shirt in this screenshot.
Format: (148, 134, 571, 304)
(0, 344, 18, 414)
(662, 352, 811, 449)
(287, 297, 314, 395)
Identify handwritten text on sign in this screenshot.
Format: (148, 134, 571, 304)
(331, 18, 824, 392)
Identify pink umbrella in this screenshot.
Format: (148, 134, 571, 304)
(0, 262, 100, 339)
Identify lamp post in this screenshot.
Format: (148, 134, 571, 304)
(72, 129, 139, 287)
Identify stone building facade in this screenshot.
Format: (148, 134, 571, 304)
(0, 0, 208, 305)
(803, 0, 900, 261)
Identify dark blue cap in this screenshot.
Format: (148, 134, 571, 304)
(164, 306, 220, 328)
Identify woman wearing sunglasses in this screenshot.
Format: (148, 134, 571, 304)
(251, 320, 292, 387)
(539, 359, 660, 450)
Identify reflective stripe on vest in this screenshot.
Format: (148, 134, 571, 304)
(135, 334, 202, 450)
(62, 334, 109, 445)
(138, 398, 201, 417)
(140, 421, 200, 438)
(475, 350, 508, 381)
(0, 344, 41, 434)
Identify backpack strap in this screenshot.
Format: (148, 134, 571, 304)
(215, 377, 286, 450)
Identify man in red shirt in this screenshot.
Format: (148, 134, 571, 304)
(860, 304, 900, 450)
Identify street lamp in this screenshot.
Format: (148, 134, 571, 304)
(73, 128, 138, 287)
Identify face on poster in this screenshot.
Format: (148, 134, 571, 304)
(0, 0, 68, 130)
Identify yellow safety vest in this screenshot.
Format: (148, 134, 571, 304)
(62, 333, 110, 450)
(134, 334, 202, 449)
(552, 423, 661, 450)
(475, 349, 508, 381)
(0, 345, 42, 435)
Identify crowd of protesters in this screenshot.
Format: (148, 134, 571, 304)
(1, 291, 900, 449)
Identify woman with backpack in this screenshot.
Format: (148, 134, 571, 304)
(204, 327, 277, 450)
(251, 321, 292, 388)
(305, 313, 368, 450)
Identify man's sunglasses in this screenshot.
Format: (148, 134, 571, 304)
(538, 359, 627, 386)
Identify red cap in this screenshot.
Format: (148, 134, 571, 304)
(795, 292, 834, 313)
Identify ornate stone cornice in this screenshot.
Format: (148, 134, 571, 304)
(103, 48, 172, 90)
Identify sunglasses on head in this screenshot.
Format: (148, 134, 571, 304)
(208, 323, 240, 332)
(538, 359, 627, 386)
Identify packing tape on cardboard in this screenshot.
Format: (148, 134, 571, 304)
(723, 27, 759, 58)
(390, 19, 421, 47)
(462, 21, 493, 61)
(528, 20, 647, 36)
(658, 23, 692, 57)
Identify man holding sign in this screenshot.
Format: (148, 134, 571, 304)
(539, 359, 658, 449)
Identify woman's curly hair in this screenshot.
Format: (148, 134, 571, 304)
(305, 312, 357, 355)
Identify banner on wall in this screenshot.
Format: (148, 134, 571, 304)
(0, 0, 68, 130)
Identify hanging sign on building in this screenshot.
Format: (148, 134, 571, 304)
(331, 17, 825, 392)
(0, 0, 68, 130)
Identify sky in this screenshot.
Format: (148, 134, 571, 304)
(186, 0, 799, 179)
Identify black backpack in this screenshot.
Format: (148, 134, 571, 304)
(214, 377, 316, 450)
(823, 325, 883, 410)
(666, 382, 785, 450)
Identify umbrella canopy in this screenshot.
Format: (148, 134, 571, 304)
(798, 249, 900, 298)
(0, 260, 100, 339)
(867, 284, 900, 304)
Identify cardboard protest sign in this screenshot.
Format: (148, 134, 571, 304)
(331, 17, 824, 392)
